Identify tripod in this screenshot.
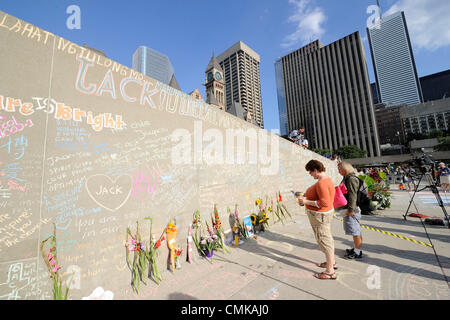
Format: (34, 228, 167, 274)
(403, 170, 450, 229)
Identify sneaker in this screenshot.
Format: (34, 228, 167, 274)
(345, 251, 363, 259)
(345, 248, 354, 255)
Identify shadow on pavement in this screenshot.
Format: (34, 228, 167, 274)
(333, 235, 449, 283)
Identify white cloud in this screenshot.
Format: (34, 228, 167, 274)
(385, 0, 450, 51)
(281, 0, 326, 48)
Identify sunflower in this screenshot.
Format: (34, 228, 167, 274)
(255, 199, 262, 206)
(250, 214, 257, 225)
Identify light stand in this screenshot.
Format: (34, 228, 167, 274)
(403, 170, 450, 229)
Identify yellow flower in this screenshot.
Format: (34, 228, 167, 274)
(256, 199, 262, 205)
(250, 214, 257, 225)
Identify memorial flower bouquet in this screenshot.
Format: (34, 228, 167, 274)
(252, 198, 270, 232)
(166, 219, 178, 272)
(211, 204, 230, 253)
(191, 210, 207, 257)
(144, 217, 165, 285)
(40, 223, 72, 300)
(276, 191, 292, 223)
(174, 246, 183, 269)
(199, 233, 219, 258)
(231, 204, 248, 240)
(125, 221, 148, 294)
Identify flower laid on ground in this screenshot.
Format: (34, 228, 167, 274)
(144, 217, 165, 285)
(40, 223, 73, 300)
(125, 221, 148, 294)
(82, 287, 114, 300)
(166, 219, 178, 272)
(211, 204, 230, 253)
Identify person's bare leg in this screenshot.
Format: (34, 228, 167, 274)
(353, 235, 362, 250)
(325, 252, 335, 275)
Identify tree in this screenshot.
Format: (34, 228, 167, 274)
(312, 148, 332, 156)
(429, 129, 444, 139)
(335, 145, 367, 159)
(435, 136, 450, 151)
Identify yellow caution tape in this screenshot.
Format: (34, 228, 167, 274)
(334, 217, 433, 248)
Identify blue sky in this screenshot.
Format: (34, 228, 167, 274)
(1, 0, 449, 132)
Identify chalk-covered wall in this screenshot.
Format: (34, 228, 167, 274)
(0, 11, 340, 300)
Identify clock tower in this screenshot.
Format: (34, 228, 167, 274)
(205, 53, 225, 110)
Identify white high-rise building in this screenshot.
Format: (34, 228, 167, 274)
(367, 11, 423, 106)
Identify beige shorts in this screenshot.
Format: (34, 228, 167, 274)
(305, 209, 335, 255)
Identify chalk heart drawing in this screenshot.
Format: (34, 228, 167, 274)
(85, 174, 132, 212)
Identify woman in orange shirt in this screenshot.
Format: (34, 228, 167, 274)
(298, 160, 337, 280)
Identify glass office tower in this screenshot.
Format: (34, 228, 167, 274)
(275, 58, 288, 136)
(367, 11, 423, 106)
(132, 46, 175, 85)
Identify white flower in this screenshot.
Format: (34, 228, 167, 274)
(82, 287, 114, 300)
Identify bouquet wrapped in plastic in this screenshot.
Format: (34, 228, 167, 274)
(125, 221, 148, 294)
(144, 217, 165, 285)
(166, 219, 178, 272)
(40, 223, 73, 300)
(211, 204, 230, 253)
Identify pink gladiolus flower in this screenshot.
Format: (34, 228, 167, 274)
(125, 242, 130, 247)
(52, 265, 61, 273)
(50, 259, 57, 266)
(47, 253, 53, 260)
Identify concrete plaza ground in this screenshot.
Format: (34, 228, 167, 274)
(126, 184, 450, 301)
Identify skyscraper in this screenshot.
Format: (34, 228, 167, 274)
(217, 41, 264, 128)
(132, 46, 180, 90)
(367, 11, 423, 106)
(277, 32, 381, 157)
(275, 58, 288, 136)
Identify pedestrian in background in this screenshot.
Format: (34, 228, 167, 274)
(437, 162, 450, 193)
(301, 134, 308, 149)
(337, 161, 363, 260)
(297, 160, 337, 280)
(288, 128, 300, 144)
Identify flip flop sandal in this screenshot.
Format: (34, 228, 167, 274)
(314, 272, 337, 280)
(317, 262, 338, 269)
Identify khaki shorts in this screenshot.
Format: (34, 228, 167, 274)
(305, 209, 335, 255)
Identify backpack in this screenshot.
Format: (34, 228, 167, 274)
(356, 177, 371, 208)
(343, 174, 371, 208)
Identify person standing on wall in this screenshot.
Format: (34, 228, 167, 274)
(288, 128, 300, 145)
(337, 161, 363, 260)
(297, 160, 337, 280)
(301, 134, 309, 149)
